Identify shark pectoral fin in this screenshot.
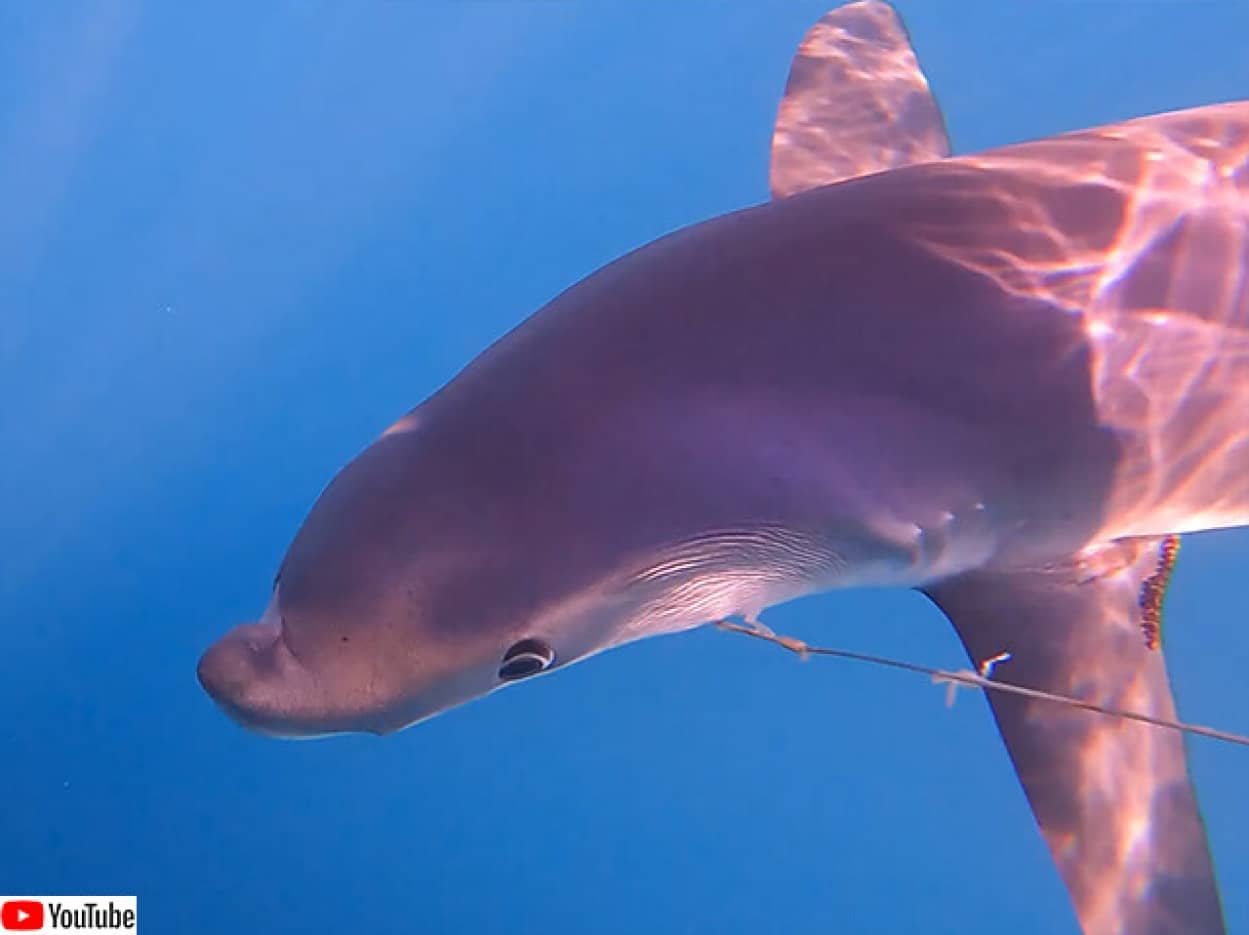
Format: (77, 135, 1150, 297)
(923, 538, 1225, 935)
(769, 1, 950, 199)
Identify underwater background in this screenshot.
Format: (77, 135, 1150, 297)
(3, 2, 1248, 933)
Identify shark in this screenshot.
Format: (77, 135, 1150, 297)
(197, 3, 1248, 932)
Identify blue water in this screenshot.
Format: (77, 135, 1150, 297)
(3, 3, 1247, 933)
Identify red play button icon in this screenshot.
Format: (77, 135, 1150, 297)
(0, 901, 43, 931)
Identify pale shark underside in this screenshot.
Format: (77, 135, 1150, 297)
(199, 4, 1248, 933)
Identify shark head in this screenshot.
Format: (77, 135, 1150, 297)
(197, 419, 644, 737)
(196, 382, 860, 738)
(195, 583, 576, 739)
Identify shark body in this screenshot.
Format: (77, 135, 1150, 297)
(199, 4, 1248, 932)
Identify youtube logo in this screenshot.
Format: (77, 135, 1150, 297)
(0, 897, 135, 932)
(1, 901, 43, 931)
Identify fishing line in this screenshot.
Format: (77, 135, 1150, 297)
(715, 618, 1249, 749)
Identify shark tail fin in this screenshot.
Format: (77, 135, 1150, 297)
(769, 1, 950, 199)
(923, 537, 1225, 935)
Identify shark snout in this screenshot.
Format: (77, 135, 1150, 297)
(198, 618, 290, 729)
(196, 604, 340, 738)
(197, 618, 279, 697)
(198, 593, 425, 737)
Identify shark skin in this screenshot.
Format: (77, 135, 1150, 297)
(198, 3, 1247, 933)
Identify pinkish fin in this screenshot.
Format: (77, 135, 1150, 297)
(769, 1, 950, 199)
(923, 537, 1224, 935)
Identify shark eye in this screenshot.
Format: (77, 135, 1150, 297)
(498, 638, 555, 681)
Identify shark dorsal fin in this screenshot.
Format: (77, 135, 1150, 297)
(924, 537, 1225, 935)
(769, 1, 950, 199)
